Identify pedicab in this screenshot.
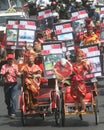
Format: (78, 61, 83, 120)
(18, 56, 64, 126)
(55, 74, 99, 126)
(54, 58, 100, 126)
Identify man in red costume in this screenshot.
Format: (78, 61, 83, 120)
(22, 53, 42, 114)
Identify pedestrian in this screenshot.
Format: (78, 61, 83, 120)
(0, 53, 20, 119)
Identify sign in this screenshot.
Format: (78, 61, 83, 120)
(81, 44, 102, 77)
(41, 41, 63, 79)
(53, 21, 74, 46)
(71, 10, 88, 21)
(6, 19, 19, 47)
(37, 9, 53, 20)
(37, 8, 54, 30)
(6, 19, 37, 49)
(64, 44, 102, 77)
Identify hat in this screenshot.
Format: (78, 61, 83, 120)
(74, 46, 86, 57)
(7, 54, 14, 59)
(90, 5, 96, 9)
(86, 25, 93, 30)
(85, 17, 91, 24)
(60, 58, 67, 66)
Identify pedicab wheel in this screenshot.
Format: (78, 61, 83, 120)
(21, 110, 27, 126)
(55, 92, 65, 127)
(93, 96, 99, 125)
(40, 113, 46, 120)
(61, 92, 65, 126)
(79, 114, 83, 120)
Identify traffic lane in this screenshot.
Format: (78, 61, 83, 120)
(0, 87, 104, 130)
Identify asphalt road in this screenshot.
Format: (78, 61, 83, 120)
(0, 79, 104, 130)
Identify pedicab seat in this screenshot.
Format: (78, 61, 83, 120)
(37, 78, 55, 105)
(37, 88, 53, 105)
(64, 86, 75, 103)
(64, 86, 93, 103)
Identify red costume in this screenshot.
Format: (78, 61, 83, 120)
(22, 54, 42, 113)
(70, 48, 92, 101)
(54, 59, 73, 80)
(83, 25, 99, 46)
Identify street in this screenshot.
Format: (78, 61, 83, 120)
(0, 80, 104, 130)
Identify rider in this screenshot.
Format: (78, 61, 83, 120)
(22, 52, 42, 114)
(70, 47, 92, 113)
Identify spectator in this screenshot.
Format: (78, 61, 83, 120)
(0, 53, 20, 119)
(88, 5, 100, 25)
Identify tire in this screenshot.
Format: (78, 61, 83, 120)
(79, 114, 83, 120)
(55, 92, 65, 127)
(55, 94, 61, 126)
(93, 97, 99, 125)
(21, 110, 27, 126)
(61, 92, 65, 126)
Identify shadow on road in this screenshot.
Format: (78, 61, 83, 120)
(0, 111, 100, 127)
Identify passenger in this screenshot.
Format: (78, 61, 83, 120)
(83, 25, 101, 46)
(22, 53, 42, 114)
(70, 47, 92, 113)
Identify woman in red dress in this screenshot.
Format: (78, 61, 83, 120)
(70, 47, 92, 113)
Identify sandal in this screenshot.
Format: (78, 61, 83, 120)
(74, 109, 79, 113)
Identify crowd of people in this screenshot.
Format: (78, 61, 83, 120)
(0, 0, 102, 118)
